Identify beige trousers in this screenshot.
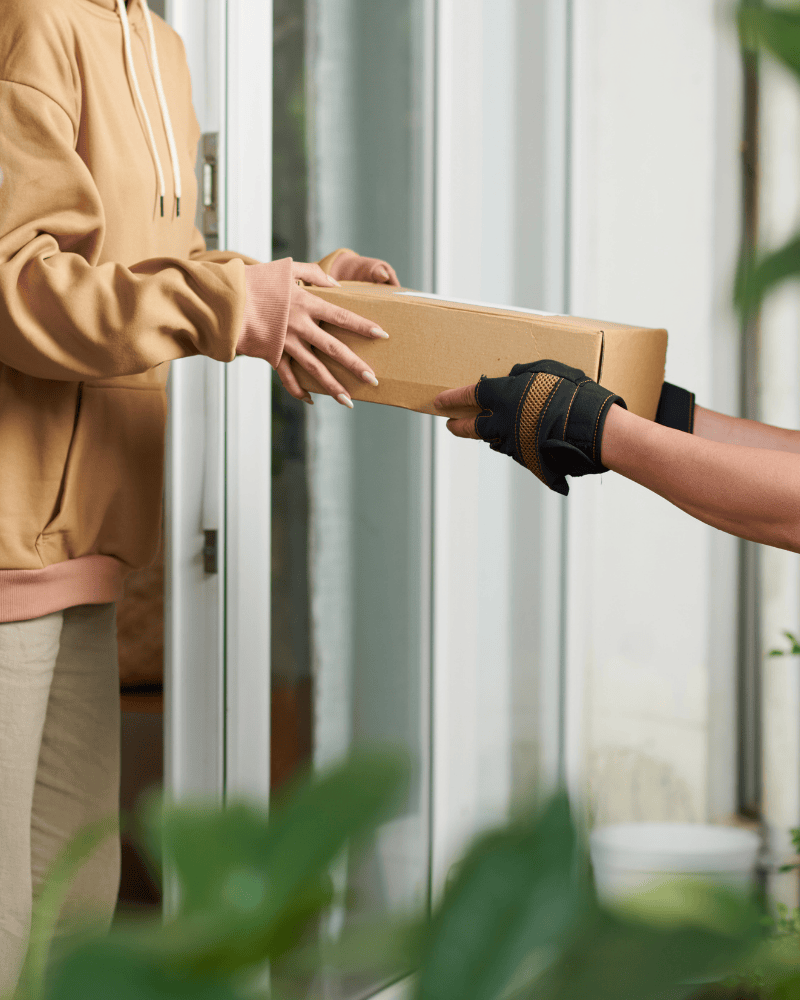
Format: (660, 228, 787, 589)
(0, 604, 120, 993)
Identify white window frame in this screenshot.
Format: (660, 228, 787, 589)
(430, 0, 572, 889)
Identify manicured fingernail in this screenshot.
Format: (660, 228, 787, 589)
(329, 277, 341, 286)
(362, 371, 379, 387)
(371, 327, 389, 339)
(377, 267, 390, 281)
(302, 394, 314, 405)
(337, 394, 354, 409)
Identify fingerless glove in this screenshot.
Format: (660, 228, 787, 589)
(475, 360, 626, 496)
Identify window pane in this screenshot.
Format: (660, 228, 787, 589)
(304, 0, 431, 995)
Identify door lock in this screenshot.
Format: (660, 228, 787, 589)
(201, 132, 219, 251)
(203, 529, 219, 575)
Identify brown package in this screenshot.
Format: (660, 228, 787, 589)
(295, 283, 668, 420)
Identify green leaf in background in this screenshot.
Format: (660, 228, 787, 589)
(738, 5, 800, 78)
(138, 749, 410, 975)
(767, 631, 800, 658)
(414, 793, 583, 1000)
(14, 815, 116, 1000)
(735, 235, 800, 321)
(735, 3, 800, 320)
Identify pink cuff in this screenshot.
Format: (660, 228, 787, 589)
(328, 251, 399, 286)
(237, 258, 294, 368)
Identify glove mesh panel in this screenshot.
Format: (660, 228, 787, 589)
(518, 372, 560, 483)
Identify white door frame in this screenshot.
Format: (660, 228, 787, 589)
(165, 0, 274, 807)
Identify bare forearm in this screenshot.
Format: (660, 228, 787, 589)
(694, 405, 800, 453)
(602, 406, 800, 552)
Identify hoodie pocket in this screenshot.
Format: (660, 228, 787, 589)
(0, 372, 84, 571)
(43, 382, 84, 530)
(36, 384, 167, 570)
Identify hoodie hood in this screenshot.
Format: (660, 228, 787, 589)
(86, 0, 142, 12)
(81, 0, 144, 21)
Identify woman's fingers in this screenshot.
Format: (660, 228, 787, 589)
(302, 320, 380, 386)
(283, 336, 354, 408)
(305, 289, 389, 340)
(373, 262, 401, 286)
(434, 384, 480, 412)
(446, 417, 481, 439)
(276, 355, 313, 405)
(292, 261, 340, 288)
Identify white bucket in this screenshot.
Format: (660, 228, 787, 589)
(590, 822, 762, 903)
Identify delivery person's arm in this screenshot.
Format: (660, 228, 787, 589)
(694, 406, 800, 454)
(435, 361, 800, 555)
(649, 380, 800, 453)
(602, 405, 800, 552)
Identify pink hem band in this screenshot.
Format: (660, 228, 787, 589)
(0, 556, 127, 623)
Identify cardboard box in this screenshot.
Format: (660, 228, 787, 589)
(294, 283, 668, 420)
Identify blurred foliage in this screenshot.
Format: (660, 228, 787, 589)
(10, 749, 800, 1000)
(768, 632, 800, 659)
(735, 2, 800, 319)
(7, 751, 413, 1000)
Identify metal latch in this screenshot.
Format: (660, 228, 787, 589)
(203, 529, 219, 575)
(201, 132, 219, 250)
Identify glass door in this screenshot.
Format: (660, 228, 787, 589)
(272, 0, 434, 995)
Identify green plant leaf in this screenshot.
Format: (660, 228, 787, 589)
(738, 5, 800, 78)
(142, 749, 410, 975)
(414, 793, 583, 1000)
(766, 632, 800, 659)
(273, 916, 421, 982)
(526, 888, 762, 1000)
(15, 815, 117, 1000)
(774, 973, 800, 1000)
(735, 235, 800, 319)
(46, 940, 244, 1000)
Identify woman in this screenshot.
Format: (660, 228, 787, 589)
(435, 363, 800, 554)
(0, 0, 397, 986)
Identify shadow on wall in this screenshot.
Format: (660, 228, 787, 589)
(590, 747, 697, 826)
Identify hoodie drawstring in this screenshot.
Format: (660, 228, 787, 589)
(141, 2, 182, 218)
(116, 0, 182, 219)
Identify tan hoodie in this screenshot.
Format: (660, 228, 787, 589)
(0, 0, 296, 621)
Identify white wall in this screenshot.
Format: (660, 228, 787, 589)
(566, 0, 742, 825)
(431, 0, 745, 887)
(758, 51, 800, 903)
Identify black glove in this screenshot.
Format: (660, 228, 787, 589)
(474, 360, 627, 496)
(655, 381, 695, 433)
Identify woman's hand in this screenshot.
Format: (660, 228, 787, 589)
(327, 250, 400, 286)
(276, 262, 389, 407)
